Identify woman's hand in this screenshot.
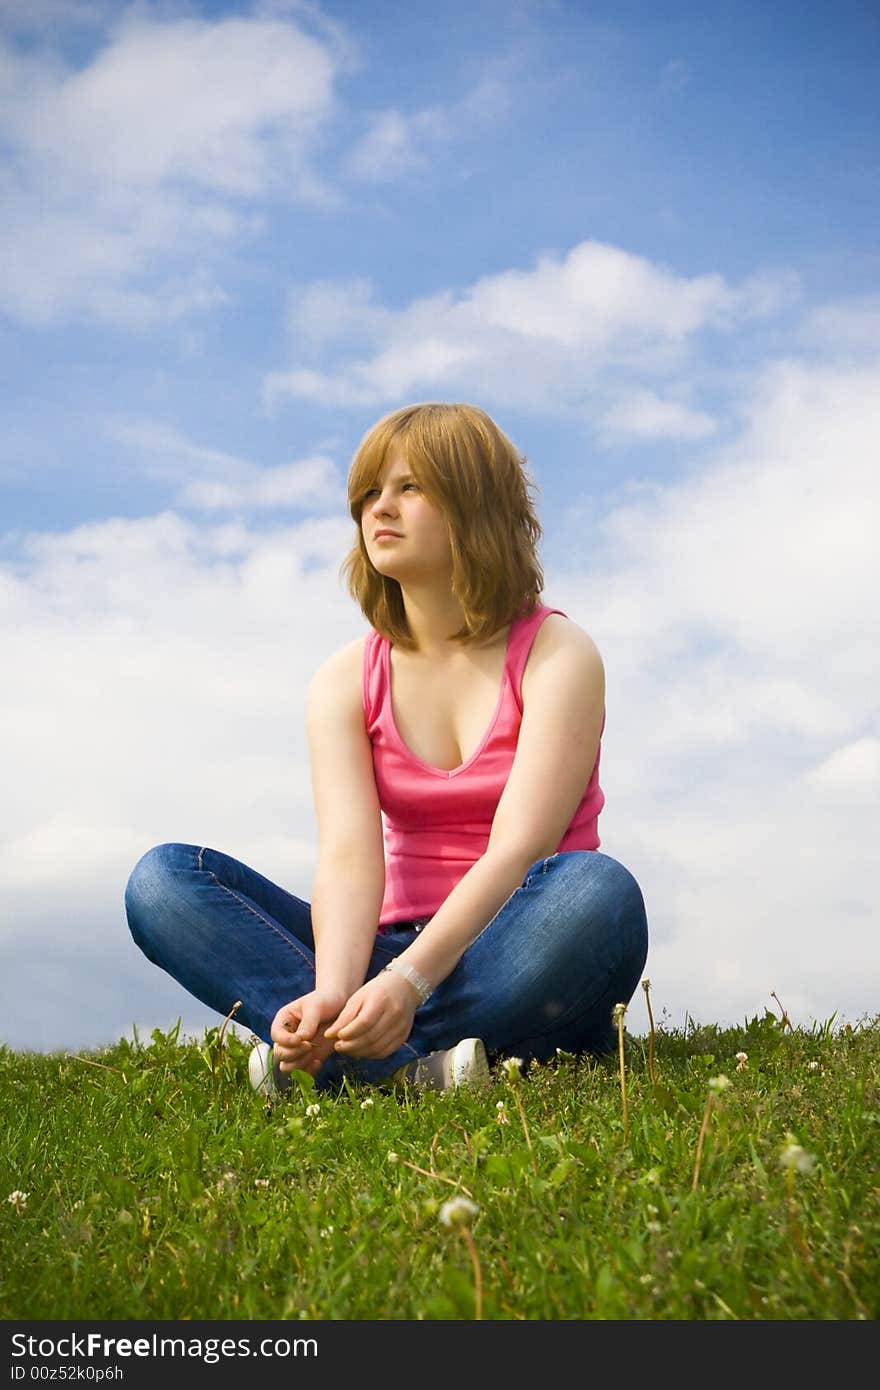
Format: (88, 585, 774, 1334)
(270, 987, 350, 1078)
(323, 971, 418, 1060)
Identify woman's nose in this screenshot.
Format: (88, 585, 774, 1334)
(371, 487, 397, 515)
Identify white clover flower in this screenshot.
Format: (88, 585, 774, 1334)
(645, 1221, 662, 1235)
(708, 1074, 732, 1093)
(386, 1151, 400, 1165)
(807, 1060, 819, 1070)
(253, 1178, 269, 1188)
(360, 1097, 374, 1110)
(305, 1103, 321, 1118)
(7, 1190, 28, 1213)
(735, 1051, 748, 1072)
(439, 1196, 479, 1228)
(502, 1056, 523, 1081)
(319, 1225, 334, 1238)
(779, 1133, 817, 1174)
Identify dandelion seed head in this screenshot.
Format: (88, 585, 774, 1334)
(387, 1151, 400, 1165)
(708, 1074, 731, 1093)
(439, 1196, 479, 1229)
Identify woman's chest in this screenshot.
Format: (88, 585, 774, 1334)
(388, 642, 510, 773)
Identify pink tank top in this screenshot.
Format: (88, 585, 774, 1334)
(363, 603, 606, 927)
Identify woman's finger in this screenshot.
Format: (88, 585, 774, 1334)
(323, 1000, 365, 1039)
(333, 1015, 395, 1051)
(336, 1028, 404, 1060)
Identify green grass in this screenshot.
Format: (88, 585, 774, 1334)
(2, 1008, 878, 1320)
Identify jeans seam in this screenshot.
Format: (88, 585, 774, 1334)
(197, 847, 315, 970)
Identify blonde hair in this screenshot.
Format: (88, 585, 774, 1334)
(340, 402, 544, 650)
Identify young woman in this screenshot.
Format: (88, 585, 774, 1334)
(124, 403, 648, 1095)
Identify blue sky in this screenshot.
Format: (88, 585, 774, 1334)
(1, 0, 878, 1051)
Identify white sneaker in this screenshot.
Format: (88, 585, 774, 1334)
(392, 1037, 490, 1092)
(248, 1041, 291, 1096)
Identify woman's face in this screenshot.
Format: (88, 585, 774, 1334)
(361, 444, 453, 582)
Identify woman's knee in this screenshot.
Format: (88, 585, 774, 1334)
(124, 842, 198, 948)
(544, 850, 648, 962)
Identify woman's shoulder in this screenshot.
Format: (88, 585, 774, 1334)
(530, 609, 602, 662)
(520, 610, 604, 706)
(309, 634, 370, 702)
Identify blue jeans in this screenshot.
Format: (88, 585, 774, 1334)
(124, 843, 648, 1092)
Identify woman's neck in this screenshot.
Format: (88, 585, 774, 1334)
(399, 586, 469, 658)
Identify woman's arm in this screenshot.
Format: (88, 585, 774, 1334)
(269, 641, 386, 1075)
(326, 620, 606, 1058)
(307, 640, 386, 997)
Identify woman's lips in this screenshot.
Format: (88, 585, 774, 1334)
(374, 531, 402, 540)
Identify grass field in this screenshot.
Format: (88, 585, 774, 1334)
(2, 1000, 877, 1321)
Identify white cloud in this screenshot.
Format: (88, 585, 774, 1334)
(598, 390, 718, 442)
(106, 418, 346, 512)
(11, 14, 336, 195)
(802, 295, 880, 355)
(802, 737, 880, 798)
(284, 275, 392, 351)
(2, 349, 878, 1049)
(344, 109, 438, 182)
(264, 240, 799, 412)
(342, 60, 514, 182)
(0, 7, 348, 324)
(548, 354, 879, 1034)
